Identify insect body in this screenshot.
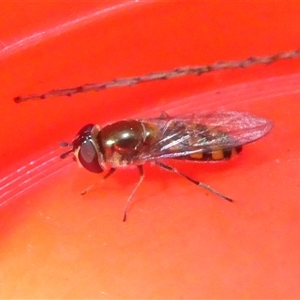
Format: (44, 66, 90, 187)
(61, 111, 273, 221)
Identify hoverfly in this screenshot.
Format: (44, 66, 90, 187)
(15, 49, 290, 221)
(60, 111, 273, 221)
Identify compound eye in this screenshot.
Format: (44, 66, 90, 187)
(78, 139, 103, 173)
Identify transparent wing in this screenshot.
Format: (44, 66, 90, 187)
(138, 111, 273, 160)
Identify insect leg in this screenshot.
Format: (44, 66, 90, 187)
(155, 161, 233, 202)
(103, 168, 117, 180)
(122, 165, 145, 222)
(159, 111, 171, 118)
(81, 168, 116, 195)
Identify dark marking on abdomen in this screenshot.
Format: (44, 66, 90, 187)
(176, 146, 243, 162)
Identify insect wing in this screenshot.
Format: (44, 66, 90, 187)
(139, 111, 273, 160)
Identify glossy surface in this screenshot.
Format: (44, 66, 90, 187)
(1, 1, 300, 298)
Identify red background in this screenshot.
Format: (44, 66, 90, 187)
(0, 1, 300, 298)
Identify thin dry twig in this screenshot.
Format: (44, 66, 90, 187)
(14, 49, 300, 103)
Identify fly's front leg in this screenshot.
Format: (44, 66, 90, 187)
(81, 168, 116, 195)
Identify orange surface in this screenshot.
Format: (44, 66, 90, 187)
(1, 1, 300, 298)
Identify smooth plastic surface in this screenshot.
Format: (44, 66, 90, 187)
(1, 1, 300, 298)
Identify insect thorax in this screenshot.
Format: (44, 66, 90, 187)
(98, 120, 157, 167)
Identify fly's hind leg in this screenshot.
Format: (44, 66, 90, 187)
(155, 161, 233, 202)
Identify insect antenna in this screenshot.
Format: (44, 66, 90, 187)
(155, 161, 233, 202)
(59, 141, 72, 148)
(59, 141, 73, 159)
(60, 150, 73, 159)
(123, 165, 145, 222)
